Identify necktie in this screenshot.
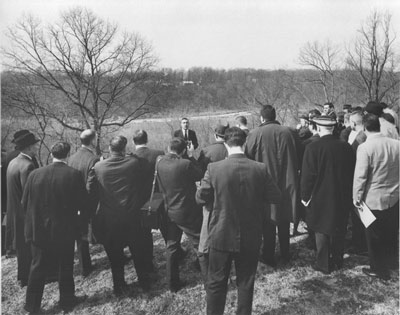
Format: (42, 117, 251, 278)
(185, 130, 188, 140)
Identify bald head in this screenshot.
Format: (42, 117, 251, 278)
(80, 129, 96, 146)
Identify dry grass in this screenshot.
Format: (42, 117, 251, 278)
(2, 222, 399, 315)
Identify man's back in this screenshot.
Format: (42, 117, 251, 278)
(69, 147, 99, 184)
(23, 163, 86, 245)
(135, 147, 164, 173)
(245, 121, 299, 222)
(301, 135, 355, 234)
(197, 142, 227, 173)
(157, 153, 202, 225)
(354, 134, 399, 210)
(198, 154, 281, 252)
(92, 155, 149, 213)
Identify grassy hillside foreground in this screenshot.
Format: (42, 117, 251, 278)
(2, 223, 399, 315)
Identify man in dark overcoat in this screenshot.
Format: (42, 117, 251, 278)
(68, 129, 99, 277)
(6, 131, 39, 286)
(133, 129, 164, 272)
(156, 137, 203, 292)
(196, 127, 281, 315)
(245, 105, 300, 266)
(301, 116, 355, 274)
(87, 136, 151, 296)
(23, 142, 88, 313)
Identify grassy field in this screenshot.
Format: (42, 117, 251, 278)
(2, 222, 399, 315)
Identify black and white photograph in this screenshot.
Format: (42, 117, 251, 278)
(1, 0, 399, 314)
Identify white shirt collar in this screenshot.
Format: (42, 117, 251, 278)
(135, 144, 147, 149)
(20, 152, 33, 160)
(53, 158, 67, 164)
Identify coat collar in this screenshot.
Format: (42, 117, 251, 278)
(260, 120, 280, 127)
(228, 153, 246, 159)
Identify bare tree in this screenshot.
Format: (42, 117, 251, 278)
(2, 7, 159, 154)
(298, 40, 342, 104)
(346, 10, 400, 104)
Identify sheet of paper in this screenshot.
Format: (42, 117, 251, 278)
(355, 201, 376, 228)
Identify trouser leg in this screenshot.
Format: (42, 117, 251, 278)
(278, 221, 290, 259)
(25, 243, 46, 312)
(235, 249, 258, 315)
(17, 240, 32, 283)
(351, 209, 367, 252)
(128, 226, 148, 285)
(207, 248, 232, 315)
(104, 241, 125, 291)
(76, 239, 92, 275)
(142, 227, 154, 271)
(315, 232, 330, 273)
(261, 220, 276, 262)
(57, 239, 76, 306)
(331, 227, 346, 268)
(198, 252, 209, 286)
(166, 220, 183, 289)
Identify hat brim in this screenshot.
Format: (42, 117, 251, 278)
(15, 138, 40, 151)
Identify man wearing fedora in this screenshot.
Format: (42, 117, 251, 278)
(6, 131, 40, 287)
(301, 116, 355, 274)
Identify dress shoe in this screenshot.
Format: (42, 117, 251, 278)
(311, 263, 330, 275)
(18, 279, 28, 288)
(59, 295, 87, 312)
(259, 256, 276, 268)
(362, 268, 390, 281)
(170, 280, 187, 293)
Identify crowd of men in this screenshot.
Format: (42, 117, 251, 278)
(1, 101, 399, 315)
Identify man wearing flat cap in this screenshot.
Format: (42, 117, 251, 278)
(6, 131, 40, 287)
(301, 116, 355, 274)
(68, 129, 100, 277)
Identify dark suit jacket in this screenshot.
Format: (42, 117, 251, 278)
(22, 162, 87, 246)
(68, 146, 99, 187)
(6, 154, 38, 249)
(134, 146, 164, 174)
(196, 154, 281, 253)
(68, 146, 99, 220)
(173, 129, 199, 149)
(87, 154, 150, 244)
(340, 126, 352, 142)
(301, 135, 355, 235)
(157, 153, 203, 227)
(197, 141, 227, 174)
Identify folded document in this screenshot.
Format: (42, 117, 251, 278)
(354, 202, 376, 228)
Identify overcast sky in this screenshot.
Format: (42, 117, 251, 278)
(1, 0, 399, 70)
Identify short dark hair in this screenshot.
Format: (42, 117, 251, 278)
(324, 102, 334, 109)
(260, 105, 276, 121)
(80, 129, 96, 146)
(133, 130, 148, 145)
(169, 137, 187, 155)
(309, 120, 317, 131)
(181, 117, 189, 122)
(363, 114, 380, 132)
(235, 115, 247, 126)
(309, 109, 321, 119)
(110, 136, 127, 152)
(51, 142, 71, 159)
(224, 127, 246, 147)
